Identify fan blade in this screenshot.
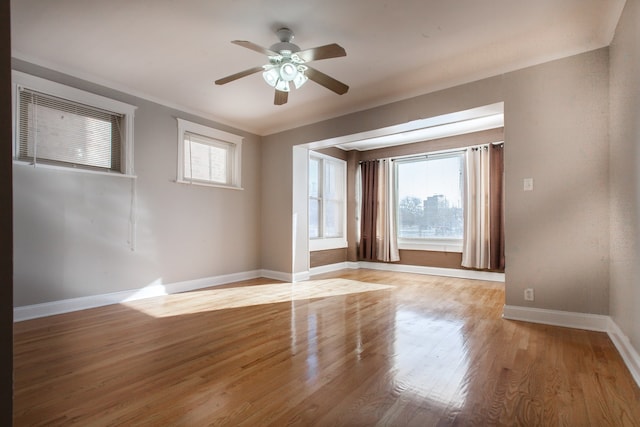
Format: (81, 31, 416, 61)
(305, 66, 349, 95)
(274, 90, 288, 105)
(297, 43, 346, 62)
(232, 40, 278, 56)
(215, 66, 264, 85)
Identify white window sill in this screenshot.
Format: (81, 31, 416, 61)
(13, 160, 137, 179)
(398, 238, 463, 253)
(175, 179, 243, 191)
(309, 237, 348, 252)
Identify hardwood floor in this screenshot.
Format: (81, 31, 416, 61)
(13, 269, 640, 426)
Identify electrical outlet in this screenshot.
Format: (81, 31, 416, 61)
(524, 288, 535, 301)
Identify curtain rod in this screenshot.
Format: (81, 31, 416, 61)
(357, 141, 504, 163)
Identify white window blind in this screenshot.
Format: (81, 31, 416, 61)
(183, 131, 234, 185)
(17, 87, 124, 172)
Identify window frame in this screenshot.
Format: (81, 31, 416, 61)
(394, 151, 465, 253)
(11, 70, 137, 177)
(176, 118, 243, 190)
(309, 151, 347, 251)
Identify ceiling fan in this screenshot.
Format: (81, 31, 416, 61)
(215, 27, 349, 105)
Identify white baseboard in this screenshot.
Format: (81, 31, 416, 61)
(293, 271, 311, 282)
(310, 260, 505, 283)
(260, 269, 294, 282)
(503, 305, 640, 389)
(261, 270, 312, 283)
(502, 305, 609, 331)
(309, 262, 352, 276)
(607, 318, 640, 388)
(14, 270, 262, 322)
(165, 270, 263, 294)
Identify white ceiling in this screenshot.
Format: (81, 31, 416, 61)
(11, 0, 626, 136)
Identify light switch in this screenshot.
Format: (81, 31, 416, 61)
(523, 178, 534, 191)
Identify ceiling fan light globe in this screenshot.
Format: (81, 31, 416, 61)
(275, 79, 290, 92)
(279, 62, 298, 82)
(262, 68, 279, 87)
(293, 72, 308, 89)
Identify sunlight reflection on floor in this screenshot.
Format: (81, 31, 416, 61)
(393, 310, 469, 409)
(121, 279, 394, 318)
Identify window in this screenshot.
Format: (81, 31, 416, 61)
(309, 152, 347, 251)
(176, 118, 242, 189)
(12, 71, 136, 175)
(395, 152, 464, 252)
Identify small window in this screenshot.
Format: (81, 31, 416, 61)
(177, 118, 242, 189)
(395, 152, 464, 252)
(12, 71, 136, 175)
(309, 152, 347, 251)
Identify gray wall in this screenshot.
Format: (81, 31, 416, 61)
(262, 47, 610, 315)
(12, 60, 262, 306)
(609, 0, 640, 355)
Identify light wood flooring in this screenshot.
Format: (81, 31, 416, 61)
(13, 269, 640, 426)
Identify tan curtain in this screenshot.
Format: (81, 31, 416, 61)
(462, 144, 505, 270)
(359, 160, 378, 260)
(376, 159, 400, 262)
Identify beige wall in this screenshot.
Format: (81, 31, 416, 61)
(261, 133, 294, 275)
(262, 48, 610, 315)
(609, 0, 640, 353)
(502, 49, 609, 313)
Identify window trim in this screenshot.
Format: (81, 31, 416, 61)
(176, 118, 243, 190)
(11, 70, 137, 176)
(309, 151, 347, 251)
(394, 150, 465, 253)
